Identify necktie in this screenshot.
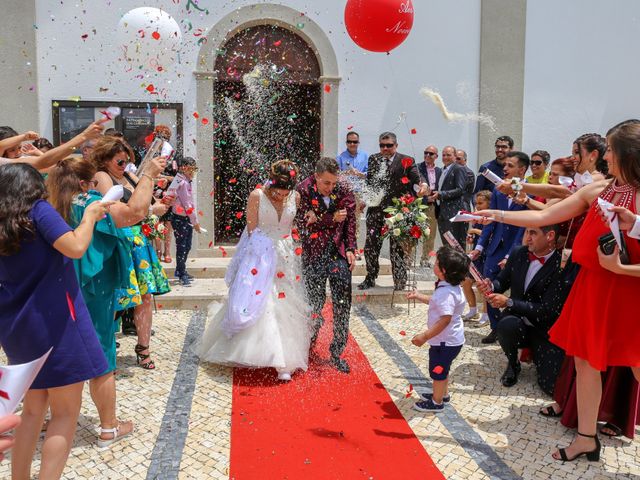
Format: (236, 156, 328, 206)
(528, 252, 545, 264)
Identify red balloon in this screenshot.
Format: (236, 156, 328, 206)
(344, 0, 414, 53)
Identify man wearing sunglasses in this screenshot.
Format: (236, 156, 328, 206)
(418, 145, 441, 266)
(358, 132, 423, 290)
(337, 131, 369, 250)
(474, 135, 514, 194)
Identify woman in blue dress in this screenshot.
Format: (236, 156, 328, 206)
(0, 163, 111, 479)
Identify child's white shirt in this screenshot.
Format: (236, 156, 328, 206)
(427, 281, 466, 347)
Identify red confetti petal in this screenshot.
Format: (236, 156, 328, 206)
(225, 226, 231, 230)
(235, 212, 243, 219)
(324, 84, 332, 93)
(255, 290, 262, 295)
(255, 183, 263, 189)
(278, 292, 286, 299)
(428, 250, 437, 257)
(152, 107, 158, 114)
(347, 125, 353, 130)
(198, 210, 203, 216)
(146, 84, 155, 92)
(202, 118, 209, 125)
(399, 330, 406, 336)
(175, 206, 184, 214)
(401, 176, 409, 184)
(310, 233, 319, 239)
(219, 246, 227, 257)
(401, 157, 413, 169)
(311, 199, 319, 207)
(81, 34, 88, 40)
(144, 133, 155, 145)
(294, 247, 303, 256)
(432, 366, 444, 374)
(289, 169, 296, 177)
(251, 268, 258, 275)
(66, 292, 76, 322)
(410, 128, 417, 135)
(208, 241, 213, 248)
(193, 112, 199, 119)
(229, 178, 237, 184)
(273, 40, 282, 46)
(276, 272, 285, 279)
(157, 304, 162, 309)
(186, 208, 194, 215)
(295, 275, 300, 281)
(152, 31, 161, 40)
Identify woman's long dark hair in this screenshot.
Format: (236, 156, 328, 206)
(574, 133, 608, 176)
(0, 163, 47, 255)
(606, 119, 640, 188)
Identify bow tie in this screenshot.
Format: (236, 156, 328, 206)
(528, 252, 546, 264)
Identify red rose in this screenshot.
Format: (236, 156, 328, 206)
(409, 225, 422, 239)
(401, 157, 413, 169)
(401, 176, 409, 184)
(402, 207, 410, 213)
(141, 224, 152, 237)
(381, 225, 389, 236)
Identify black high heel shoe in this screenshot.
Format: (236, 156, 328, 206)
(555, 432, 601, 462)
(134, 344, 156, 370)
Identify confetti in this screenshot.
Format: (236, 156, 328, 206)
(251, 268, 258, 275)
(81, 34, 88, 41)
(404, 384, 413, 398)
(294, 247, 302, 256)
(310, 233, 318, 239)
(324, 84, 332, 93)
(410, 128, 417, 134)
(401, 157, 413, 169)
(146, 84, 155, 93)
(278, 292, 286, 299)
(208, 241, 213, 248)
(432, 365, 444, 375)
(152, 31, 161, 40)
(229, 178, 237, 184)
(276, 272, 285, 278)
(255, 290, 261, 295)
(202, 118, 209, 125)
(235, 212, 243, 219)
(401, 176, 409, 184)
(193, 112, 199, 118)
(399, 330, 406, 336)
(273, 40, 282, 47)
(66, 292, 76, 321)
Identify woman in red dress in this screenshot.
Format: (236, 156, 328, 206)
(477, 119, 640, 462)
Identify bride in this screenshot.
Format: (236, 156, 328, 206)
(196, 160, 312, 380)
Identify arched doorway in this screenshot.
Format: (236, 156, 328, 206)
(212, 24, 322, 243)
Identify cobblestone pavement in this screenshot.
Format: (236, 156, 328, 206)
(1, 304, 638, 479)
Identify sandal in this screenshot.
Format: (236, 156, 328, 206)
(539, 405, 562, 418)
(600, 422, 622, 438)
(164, 255, 172, 263)
(96, 420, 134, 448)
(554, 432, 601, 462)
(134, 344, 156, 370)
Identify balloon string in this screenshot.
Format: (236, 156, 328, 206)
(384, 55, 418, 161)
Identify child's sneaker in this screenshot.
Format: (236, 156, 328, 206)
(420, 392, 450, 403)
(476, 313, 489, 326)
(413, 398, 444, 412)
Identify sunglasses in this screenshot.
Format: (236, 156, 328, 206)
(379, 143, 395, 148)
(530, 160, 544, 166)
(424, 151, 436, 156)
(116, 159, 127, 167)
(346, 140, 359, 144)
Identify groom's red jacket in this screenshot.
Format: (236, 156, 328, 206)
(294, 175, 357, 261)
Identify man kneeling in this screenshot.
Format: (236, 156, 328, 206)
(479, 225, 566, 394)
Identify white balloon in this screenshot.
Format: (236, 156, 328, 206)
(117, 7, 182, 71)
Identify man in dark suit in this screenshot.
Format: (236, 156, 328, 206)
(474, 135, 513, 194)
(296, 157, 357, 374)
(479, 225, 567, 395)
(418, 145, 442, 266)
(428, 145, 468, 248)
(470, 151, 530, 343)
(358, 132, 425, 290)
(455, 149, 476, 210)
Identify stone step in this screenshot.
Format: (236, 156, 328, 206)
(154, 276, 436, 310)
(162, 256, 392, 279)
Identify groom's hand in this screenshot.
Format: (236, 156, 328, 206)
(333, 209, 347, 223)
(304, 210, 318, 226)
(346, 251, 356, 271)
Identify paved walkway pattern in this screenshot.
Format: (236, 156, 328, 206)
(2, 303, 639, 479)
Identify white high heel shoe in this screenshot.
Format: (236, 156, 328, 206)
(277, 372, 292, 381)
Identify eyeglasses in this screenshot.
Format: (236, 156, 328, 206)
(530, 160, 544, 166)
(116, 159, 127, 167)
(424, 151, 436, 156)
(346, 140, 359, 144)
(495, 145, 510, 150)
(379, 143, 395, 149)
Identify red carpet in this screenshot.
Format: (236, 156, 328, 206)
(229, 305, 444, 479)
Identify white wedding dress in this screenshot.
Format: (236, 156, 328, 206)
(196, 189, 312, 373)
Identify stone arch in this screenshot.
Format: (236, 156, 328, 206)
(193, 4, 340, 252)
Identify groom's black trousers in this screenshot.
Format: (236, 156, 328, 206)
(302, 244, 352, 360)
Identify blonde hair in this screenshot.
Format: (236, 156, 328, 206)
(46, 156, 97, 223)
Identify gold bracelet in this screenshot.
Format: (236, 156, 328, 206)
(141, 173, 154, 182)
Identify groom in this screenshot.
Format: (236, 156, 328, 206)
(296, 157, 357, 374)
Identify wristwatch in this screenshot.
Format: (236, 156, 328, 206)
(506, 298, 514, 308)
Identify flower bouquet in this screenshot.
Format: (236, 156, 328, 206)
(141, 214, 166, 240)
(381, 193, 431, 244)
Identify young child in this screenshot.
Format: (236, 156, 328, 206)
(407, 246, 471, 412)
(462, 190, 492, 325)
(170, 156, 201, 286)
